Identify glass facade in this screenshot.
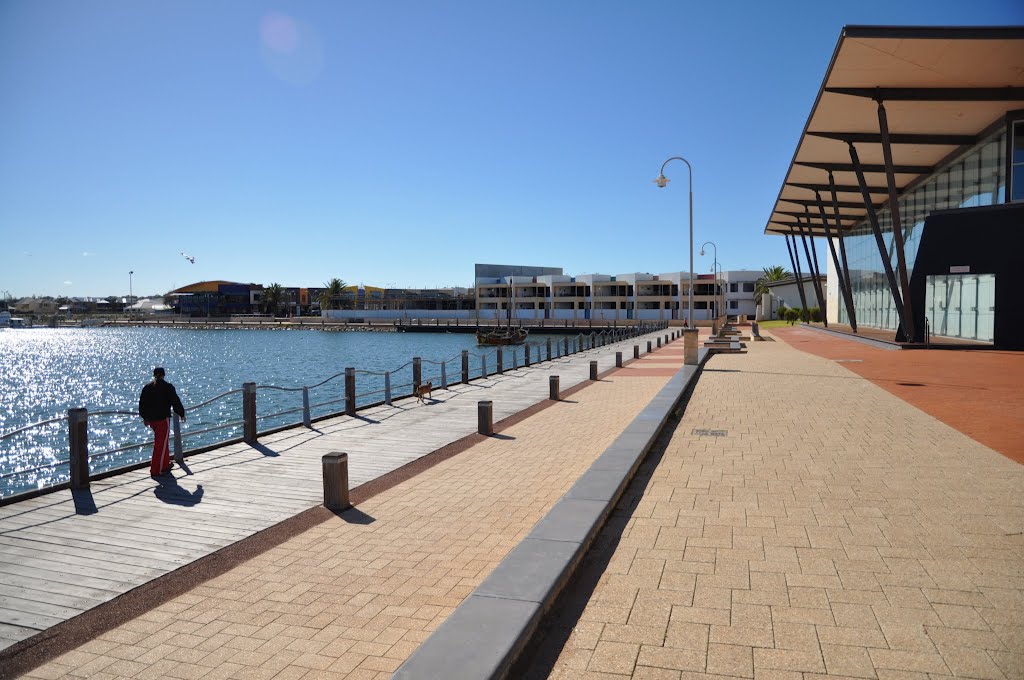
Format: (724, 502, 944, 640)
(837, 126, 1007, 336)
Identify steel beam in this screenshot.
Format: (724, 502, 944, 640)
(806, 131, 977, 146)
(788, 181, 889, 194)
(877, 100, 916, 341)
(848, 142, 910, 340)
(797, 215, 827, 324)
(805, 209, 827, 325)
(780, 197, 881, 210)
(784, 234, 809, 315)
(795, 161, 932, 174)
(828, 172, 857, 331)
(815, 190, 857, 331)
(775, 209, 864, 221)
(824, 86, 1024, 101)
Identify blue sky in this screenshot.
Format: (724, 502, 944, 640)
(2, 1, 1021, 298)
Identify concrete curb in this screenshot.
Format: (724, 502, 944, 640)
(392, 347, 711, 680)
(798, 322, 903, 350)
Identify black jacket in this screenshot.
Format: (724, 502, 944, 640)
(139, 379, 186, 422)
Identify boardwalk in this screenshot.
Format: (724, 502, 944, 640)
(0, 330, 673, 654)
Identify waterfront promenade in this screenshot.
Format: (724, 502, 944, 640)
(0, 329, 677, 661)
(7, 327, 1023, 679)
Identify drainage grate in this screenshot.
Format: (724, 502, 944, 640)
(692, 428, 728, 437)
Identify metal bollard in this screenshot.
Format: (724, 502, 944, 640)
(68, 408, 89, 489)
(243, 382, 257, 443)
(512, 347, 518, 370)
(562, 337, 568, 356)
(525, 344, 531, 367)
(461, 350, 470, 384)
(657, 337, 661, 348)
(546, 338, 552, 361)
(634, 344, 639, 359)
(684, 328, 698, 365)
(384, 372, 392, 405)
(345, 367, 356, 416)
(549, 375, 560, 400)
(478, 400, 493, 435)
(616, 351, 622, 368)
(647, 340, 652, 353)
(590, 360, 598, 380)
(497, 348, 504, 373)
(322, 452, 351, 511)
(172, 412, 184, 464)
(412, 357, 422, 390)
(440, 362, 447, 389)
(481, 356, 487, 378)
(302, 387, 312, 426)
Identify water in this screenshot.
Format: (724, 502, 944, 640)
(0, 326, 569, 498)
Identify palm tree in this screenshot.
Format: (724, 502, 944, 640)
(753, 266, 791, 310)
(261, 283, 285, 316)
(319, 278, 347, 311)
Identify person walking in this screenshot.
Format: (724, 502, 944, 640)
(139, 367, 186, 476)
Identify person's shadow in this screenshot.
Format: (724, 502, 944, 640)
(153, 475, 204, 506)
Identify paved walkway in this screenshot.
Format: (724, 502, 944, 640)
(772, 325, 1024, 464)
(527, 327, 1024, 679)
(9, 338, 690, 679)
(0, 330, 669, 654)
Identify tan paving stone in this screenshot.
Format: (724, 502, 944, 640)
(707, 643, 754, 678)
(822, 643, 879, 678)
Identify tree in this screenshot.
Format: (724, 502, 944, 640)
(261, 283, 285, 315)
(753, 265, 791, 313)
(318, 278, 347, 311)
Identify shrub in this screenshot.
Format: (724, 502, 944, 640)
(808, 306, 823, 322)
(783, 307, 801, 325)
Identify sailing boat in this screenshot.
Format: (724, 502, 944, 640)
(477, 279, 528, 345)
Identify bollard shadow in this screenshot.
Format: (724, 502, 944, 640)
(349, 414, 379, 424)
(71, 488, 98, 515)
(250, 443, 280, 457)
(177, 460, 194, 475)
(488, 433, 515, 441)
(333, 506, 375, 525)
(153, 476, 204, 506)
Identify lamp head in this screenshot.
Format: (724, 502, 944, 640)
(653, 174, 669, 188)
(699, 249, 705, 256)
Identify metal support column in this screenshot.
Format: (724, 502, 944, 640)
(829, 172, 857, 331)
(815, 190, 857, 331)
(848, 142, 910, 340)
(798, 212, 827, 325)
(784, 234, 809, 314)
(876, 99, 916, 340)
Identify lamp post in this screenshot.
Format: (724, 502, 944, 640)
(128, 271, 134, 320)
(654, 157, 694, 326)
(700, 241, 718, 321)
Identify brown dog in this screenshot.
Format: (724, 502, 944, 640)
(414, 381, 433, 403)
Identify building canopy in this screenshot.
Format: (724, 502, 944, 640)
(764, 26, 1024, 237)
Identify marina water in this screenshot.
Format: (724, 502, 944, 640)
(0, 327, 562, 499)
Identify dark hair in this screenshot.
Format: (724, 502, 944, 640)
(153, 367, 166, 378)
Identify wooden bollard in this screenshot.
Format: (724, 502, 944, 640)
(412, 357, 422, 390)
(242, 382, 257, 443)
(322, 452, 351, 511)
(647, 340, 652, 353)
(525, 344, 531, 367)
(68, 408, 89, 489)
(478, 400, 493, 435)
(634, 344, 639, 359)
(616, 351, 622, 368)
(345, 367, 356, 416)
(590, 360, 598, 380)
(461, 350, 470, 384)
(546, 338, 552, 361)
(497, 348, 504, 373)
(657, 337, 662, 348)
(302, 387, 312, 426)
(549, 375, 560, 400)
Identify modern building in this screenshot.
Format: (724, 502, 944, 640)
(763, 26, 1024, 348)
(474, 263, 762, 322)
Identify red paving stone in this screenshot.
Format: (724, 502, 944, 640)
(771, 325, 1024, 464)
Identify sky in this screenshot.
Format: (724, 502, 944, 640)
(2, 1, 1022, 299)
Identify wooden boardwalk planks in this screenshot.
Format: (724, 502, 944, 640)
(0, 332, 671, 651)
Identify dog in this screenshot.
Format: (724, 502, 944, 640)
(414, 381, 433, 404)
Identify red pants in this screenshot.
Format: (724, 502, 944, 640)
(148, 418, 171, 475)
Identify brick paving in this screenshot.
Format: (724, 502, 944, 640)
(772, 325, 1024, 464)
(18, 348, 683, 679)
(531, 329, 1024, 679)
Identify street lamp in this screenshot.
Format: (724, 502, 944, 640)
(700, 241, 718, 321)
(654, 156, 694, 326)
(128, 271, 134, 320)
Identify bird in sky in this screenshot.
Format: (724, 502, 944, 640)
(181, 252, 195, 264)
